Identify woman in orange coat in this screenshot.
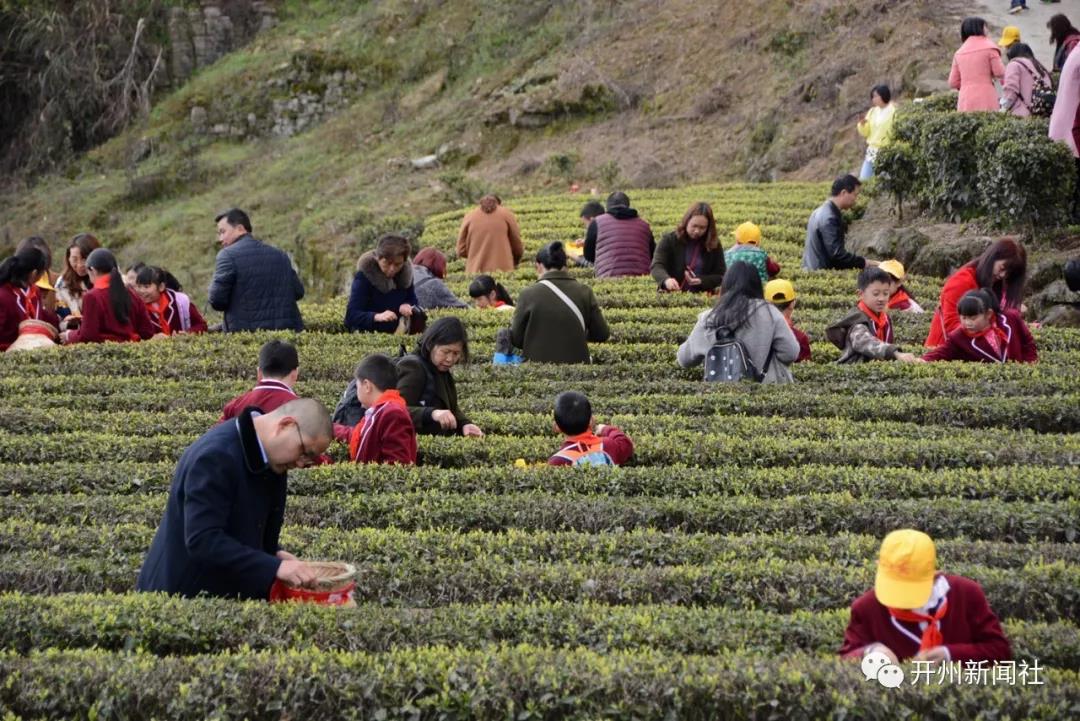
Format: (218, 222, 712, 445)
(925, 239, 1027, 348)
(456, 195, 524, 274)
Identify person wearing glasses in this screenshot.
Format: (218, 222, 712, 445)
(136, 398, 333, 600)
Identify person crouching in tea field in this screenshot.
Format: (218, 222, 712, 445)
(348, 353, 417, 464)
(839, 529, 1011, 664)
(922, 289, 1037, 363)
(134, 266, 208, 336)
(60, 248, 155, 344)
(0, 248, 59, 351)
(825, 267, 922, 364)
(548, 391, 634, 467)
(136, 399, 333, 600)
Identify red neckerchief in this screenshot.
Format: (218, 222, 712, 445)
(858, 301, 893, 342)
(562, 430, 603, 451)
(147, 291, 172, 336)
(888, 288, 914, 310)
(349, 390, 407, 460)
(888, 599, 949, 653)
(964, 316, 1008, 358)
(11, 283, 40, 320)
(493, 300, 508, 309)
(92, 275, 111, 290)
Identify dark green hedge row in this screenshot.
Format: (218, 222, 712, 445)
(3, 491, 1076, 541)
(2, 462, 1076, 502)
(2, 646, 1077, 720)
(6, 520, 1079, 570)
(0, 593, 1075, 667)
(2, 428, 1075, 468)
(2, 551, 1075, 620)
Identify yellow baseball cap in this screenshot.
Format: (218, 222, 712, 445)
(733, 221, 761, 246)
(878, 259, 905, 281)
(34, 274, 54, 292)
(764, 279, 796, 304)
(998, 26, 1020, 48)
(874, 529, 937, 609)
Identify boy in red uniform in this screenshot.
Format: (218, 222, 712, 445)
(220, 340, 302, 422)
(839, 529, 1011, 664)
(764, 279, 810, 363)
(348, 353, 417, 464)
(548, 391, 634, 466)
(922, 289, 1037, 363)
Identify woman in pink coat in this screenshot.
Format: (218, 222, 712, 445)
(1049, 37, 1080, 220)
(1002, 44, 1052, 117)
(948, 17, 1005, 112)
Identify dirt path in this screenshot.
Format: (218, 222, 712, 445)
(974, 0, 1059, 68)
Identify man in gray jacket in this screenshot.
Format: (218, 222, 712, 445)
(208, 208, 305, 331)
(802, 175, 870, 271)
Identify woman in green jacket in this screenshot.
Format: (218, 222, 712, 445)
(511, 242, 610, 363)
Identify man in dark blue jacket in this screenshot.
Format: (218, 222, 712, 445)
(136, 399, 332, 600)
(208, 208, 306, 331)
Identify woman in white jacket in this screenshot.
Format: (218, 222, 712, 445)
(677, 261, 800, 383)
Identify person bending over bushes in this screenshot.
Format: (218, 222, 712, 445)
(839, 529, 1011, 664)
(136, 399, 333, 600)
(826, 267, 922, 364)
(412, 248, 468, 310)
(61, 248, 154, 344)
(346, 234, 420, 334)
(879, 260, 924, 314)
(469, 275, 514, 310)
(348, 353, 416, 464)
(724, 221, 779, 286)
(922, 289, 1037, 363)
(926, 239, 1027, 348)
(134, 266, 208, 336)
(397, 317, 484, 437)
(548, 391, 633, 467)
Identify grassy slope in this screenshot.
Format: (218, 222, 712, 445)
(0, 0, 954, 300)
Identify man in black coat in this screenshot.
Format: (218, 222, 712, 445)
(136, 399, 333, 600)
(208, 208, 306, 331)
(802, 175, 871, 271)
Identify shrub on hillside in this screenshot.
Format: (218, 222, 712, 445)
(875, 97, 1073, 228)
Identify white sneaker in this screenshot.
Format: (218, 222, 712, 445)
(1009, 5, 1023, 13)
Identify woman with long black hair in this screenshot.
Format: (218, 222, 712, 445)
(0, 248, 60, 350)
(61, 248, 155, 344)
(677, 261, 800, 383)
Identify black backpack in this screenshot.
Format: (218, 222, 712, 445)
(704, 326, 773, 383)
(1022, 63, 1055, 118)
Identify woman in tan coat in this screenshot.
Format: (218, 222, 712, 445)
(456, 195, 523, 274)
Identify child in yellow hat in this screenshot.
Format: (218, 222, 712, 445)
(764, 279, 810, 362)
(839, 529, 1012, 664)
(725, 222, 780, 285)
(879, 259, 924, 313)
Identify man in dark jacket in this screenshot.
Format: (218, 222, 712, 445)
(802, 175, 869, 271)
(208, 208, 306, 331)
(583, 192, 655, 278)
(136, 399, 332, 600)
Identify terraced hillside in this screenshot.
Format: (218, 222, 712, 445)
(1, 183, 1078, 717)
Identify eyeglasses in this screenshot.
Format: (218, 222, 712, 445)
(293, 423, 318, 463)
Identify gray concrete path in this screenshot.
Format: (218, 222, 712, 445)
(975, 0, 1062, 68)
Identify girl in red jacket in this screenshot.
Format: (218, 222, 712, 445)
(133, 266, 208, 336)
(923, 289, 1037, 363)
(925, 239, 1026, 347)
(61, 248, 155, 344)
(0, 248, 60, 351)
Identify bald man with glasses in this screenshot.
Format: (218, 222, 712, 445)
(137, 399, 332, 600)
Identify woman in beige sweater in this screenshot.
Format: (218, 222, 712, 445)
(456, 195, 524, 273)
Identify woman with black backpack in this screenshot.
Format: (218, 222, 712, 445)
(676, 261, 800, 384)
(1003, 43, 1053, 117)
